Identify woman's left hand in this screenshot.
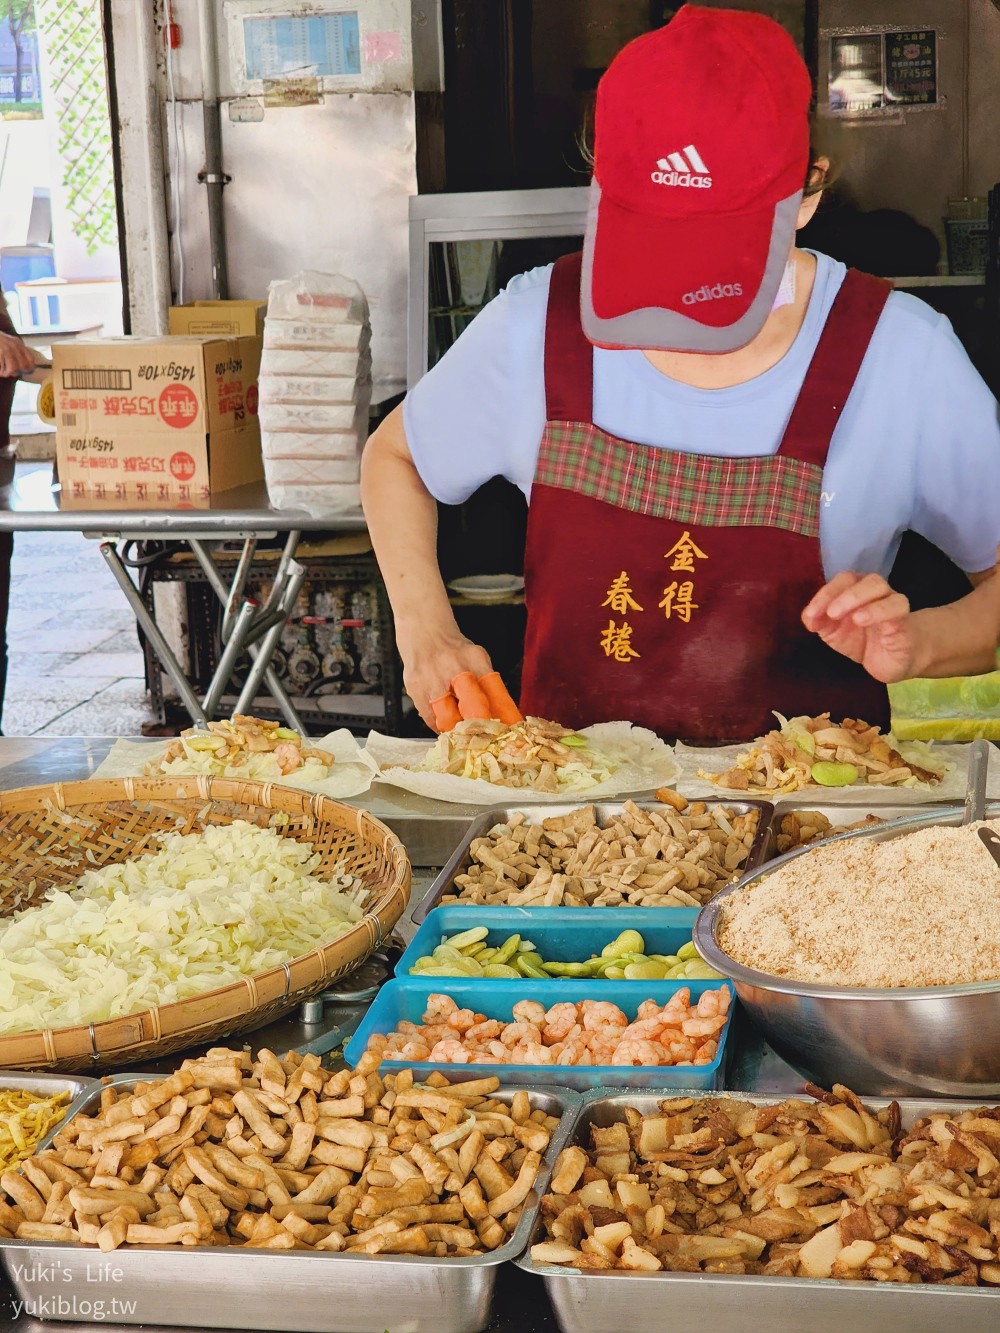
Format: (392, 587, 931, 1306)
(801, 572, 917, 683)
(0, 331, 36, 380)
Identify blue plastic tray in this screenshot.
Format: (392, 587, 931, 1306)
(344, 977, 734, 1092)
(396, 906, 700, 979)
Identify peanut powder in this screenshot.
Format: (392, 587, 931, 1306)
(717, 819, 1000, 988)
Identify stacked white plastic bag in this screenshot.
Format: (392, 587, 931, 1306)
(259, 271, 372, 514)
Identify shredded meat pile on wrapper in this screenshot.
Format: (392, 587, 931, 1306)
(419, 718, 596, 793)
(704, 714, 941, 794)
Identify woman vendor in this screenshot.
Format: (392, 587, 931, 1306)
(362, 5, 1000, 741)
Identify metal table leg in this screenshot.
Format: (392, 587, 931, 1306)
(103, 532, 309, 729)
(234, 560, 308, 714)
(188, 534, 308, 731)
(222, 537, 257, 639)
(100, 542, 209, 726)
(201, 596, 258, 719)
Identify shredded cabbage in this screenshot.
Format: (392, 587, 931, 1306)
(153, 743, 331, 784)
(0, 822, 364, 1034)
(891, 734, 951, 779)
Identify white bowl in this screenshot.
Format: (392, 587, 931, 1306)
(447, 574, 525, 604)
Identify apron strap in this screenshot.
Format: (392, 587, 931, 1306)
(777, 268, 892, 466)
(544, 251, 594, 423)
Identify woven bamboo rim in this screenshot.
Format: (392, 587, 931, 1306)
(0, 776, 411, 1072)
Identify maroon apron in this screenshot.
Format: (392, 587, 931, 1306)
(520, 251, 893, 742)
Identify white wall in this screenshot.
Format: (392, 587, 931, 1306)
(122, 0, 417, 396)
(0, 121, 49, 252)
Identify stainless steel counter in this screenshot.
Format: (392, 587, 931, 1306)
(0, 736, 814, 1333)
(0, 467, 366, 537)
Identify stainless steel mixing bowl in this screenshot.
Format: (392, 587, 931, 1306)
(693, 803, 1000, 1097)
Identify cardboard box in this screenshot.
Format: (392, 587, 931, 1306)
(168, 300, 267, 337)
(53, 335, 261, 439)
(56, 421, 263, 504)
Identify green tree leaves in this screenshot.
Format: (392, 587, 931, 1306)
(36, 0, 116, 255)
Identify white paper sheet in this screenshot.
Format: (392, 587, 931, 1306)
(365, 722, 680, 806)
(92, 729, 379, 800)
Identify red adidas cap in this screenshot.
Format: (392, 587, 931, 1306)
(582, 4, 813, 353)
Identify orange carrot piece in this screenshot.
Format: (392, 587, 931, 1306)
(430, 692, 462, 732)
(478, 671, 523, 724)
(450, 672, 492, 720)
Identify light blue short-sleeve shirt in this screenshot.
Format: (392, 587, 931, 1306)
(403, 252, 1000, 579)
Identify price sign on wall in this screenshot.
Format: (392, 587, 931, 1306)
(827, 26, 939, 116)
(884, 30, 937, 106)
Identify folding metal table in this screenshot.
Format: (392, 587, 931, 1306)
(0, 466, 368, 732)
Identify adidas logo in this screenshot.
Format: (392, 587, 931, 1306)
(682, 282, 743, 305)
(651, 145, 712, 188)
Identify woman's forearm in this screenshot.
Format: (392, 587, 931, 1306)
(360, 406, 456, 638)
(361, 406, 494, 728)
(908, 573, 999, 678)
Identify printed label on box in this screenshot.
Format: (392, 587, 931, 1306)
(159, 384, 199, 428)
(54, 335, 261, 439)
(169, 451, 197, 481)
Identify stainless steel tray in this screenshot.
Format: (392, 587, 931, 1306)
(518, 1088, 1000, 1333)
(0, 1074, 580, 1333)
(412, 799, 774, 923)
(761, 799, 970, 864)
(0, 1071, 96, 1156)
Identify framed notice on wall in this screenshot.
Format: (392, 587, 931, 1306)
(828, 33, 884, 113)
(825, 25, 940, 117)
(884, 30, 937, 106)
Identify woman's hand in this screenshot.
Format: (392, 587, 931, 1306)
(801, 572, 917, 684)
(0, 332, 36, 380)
(397, 626, 494, 731)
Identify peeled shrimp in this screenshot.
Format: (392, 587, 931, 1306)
(510, 1043, 552, 1064)
(681, 1016, 727, 1038)
(580, 1001, 628, 1031)
(371, 987, 731, 1070)
(694, 988, 730, 1018)
(500, 1021, 539, 1048)
(660, 989, 692, 1024)
(398, 1040, 431, 1061)
(467, 1019, 503, 1042)
(543, 1003, 579, 1043)
(425, 994, 458, 1021)
(611, 1039, 663, 1066)
(665, 1037, 696, 1063)
(619, 1017, 665, 1042)
(586, 1033, 623, 1064)
(420, 1025, 450, 1046)
(428, 1039, 472, 1063)
(556, 1034, 593, 1065)
(273, 742, 302, 775)
(446, 1007, 479, 1032)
